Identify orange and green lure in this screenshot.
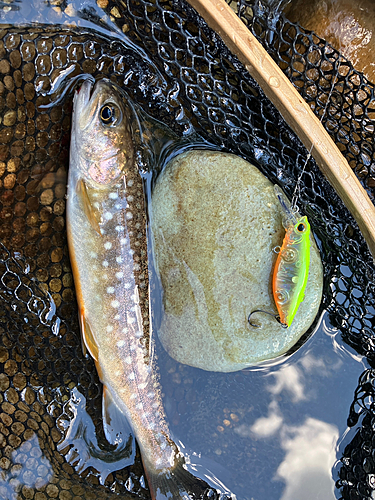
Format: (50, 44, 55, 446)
(272, 185, 311, 327)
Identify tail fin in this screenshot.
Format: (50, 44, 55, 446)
(144, 456, 236, 500)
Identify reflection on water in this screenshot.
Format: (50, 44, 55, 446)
(156, 312, 365, 500)
(276, 418, 338, 500)
(0, 433, 53, 500)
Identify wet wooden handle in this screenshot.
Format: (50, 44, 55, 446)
(187, 0, 375, 260)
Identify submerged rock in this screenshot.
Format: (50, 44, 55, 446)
(151, 150, 323, 372)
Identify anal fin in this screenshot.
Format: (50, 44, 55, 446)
(102, 386, 134, 449)
(58, 387, 135, 485)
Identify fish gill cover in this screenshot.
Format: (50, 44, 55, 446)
(0, 0, 374, 499)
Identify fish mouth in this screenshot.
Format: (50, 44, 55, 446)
(72, 79, 94, 133)
(74, 78, 117, 131)
(74, 79, 94, 127)
(77, 79, 94, 107)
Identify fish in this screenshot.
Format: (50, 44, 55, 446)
(66, 78, 219, 499)
(273, 185, 311, 327)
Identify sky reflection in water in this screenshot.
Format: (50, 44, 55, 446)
(0, 434, 53, 500)
(159, 312, 365, 500)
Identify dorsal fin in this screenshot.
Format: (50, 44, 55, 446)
(77, 178, 102, 235)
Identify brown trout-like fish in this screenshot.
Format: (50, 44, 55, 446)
(66, 79, 208, 499)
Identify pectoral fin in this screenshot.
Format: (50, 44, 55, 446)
(77, 178, 101, 235)
(79, 312, 99, 363)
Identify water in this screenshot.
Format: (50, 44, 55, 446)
(158, 312, 365, 500)
(0, 1, 370, 499)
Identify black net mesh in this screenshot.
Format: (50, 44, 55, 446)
(0, 0, 374, 499)
(230, 0, 375, 199)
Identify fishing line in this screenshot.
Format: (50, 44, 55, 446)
(291, 58, 342, 212)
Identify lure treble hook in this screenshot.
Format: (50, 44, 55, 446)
(248, 309, 288, 329)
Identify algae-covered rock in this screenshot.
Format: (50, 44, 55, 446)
(151, 150, 323, 372)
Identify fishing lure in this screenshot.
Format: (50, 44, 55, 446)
(249, 185, 311, 328)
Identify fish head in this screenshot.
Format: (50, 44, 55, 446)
(71, 78, 134, 187)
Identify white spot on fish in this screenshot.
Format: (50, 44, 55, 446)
(122, 327, 128, 334)
(134, 264, 140, 271)
(114, 314, 120, 320)
(115, 371, 121, 377)
(130, 344, 136, 351)
(104, 242, 112, 250)
(135, 330, 142, 338)
(89, 251, 97, 258)
(117, 340, 125, 348)
(107, 286, 115, 294)
(109, 192, 118, 199)
(160, 441, 167, 450)
(116, 271, 124, 279)
(130, 393, 137, 400)
(128, 195, 134, 202)
(129, 249, 134, 255)
(102, 260, 109, 268)
(147, 392, 155, 398)
(106, 325, 113, 333)
(139, 383, 147, 390)
(104, 212, 113, 221)
(125, 283, 131, 289)
(120, 238, 127, 245)
(93, 202, 100, 209)
(116, 225, 125, 232)
(128, 179, 134, 187)
(129, 372, 135, 381)
(111, 300, 120, 308)
(136, 402, 143, 410)
(116, 256, 123, 264)
(125, 356, 132, 364)
(142, 412, 150, 420)
(128, 317, 135, 324)
(126, 212, 133, 220)
(148, 422, 156, 430)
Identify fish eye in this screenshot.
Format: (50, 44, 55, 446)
(100, 104, 120, 126)
(297, 223, 306, 232)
